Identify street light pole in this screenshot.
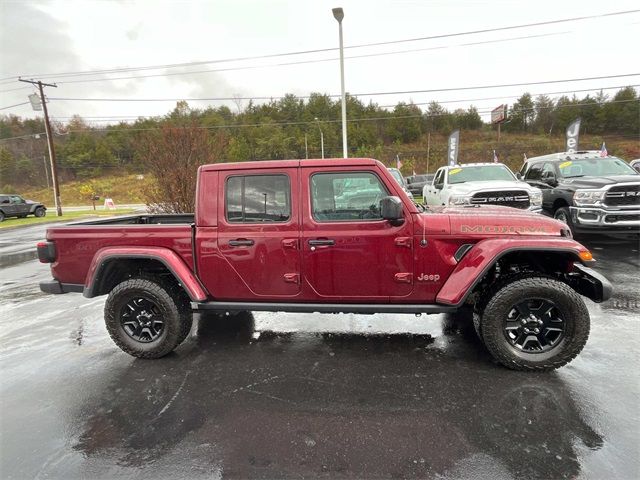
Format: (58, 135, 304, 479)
(314, 118, 325, 159)
(332, 7, 348, 158)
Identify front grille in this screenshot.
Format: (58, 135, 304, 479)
(605, 184, 640, 206)
(471, 190, 530, 209)
(604, 214, 640, 223)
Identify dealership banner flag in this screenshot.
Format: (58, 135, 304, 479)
(565, 118, 581, 154)
(448, 130, 460, 166)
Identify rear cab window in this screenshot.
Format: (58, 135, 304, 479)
(225, 174, 291, 223)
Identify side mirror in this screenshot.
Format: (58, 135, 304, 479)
(541, 172, 558, 186)
(515, 172, 522, 180)
(434, 183, 444, 190)
(380, 196, 404, 226)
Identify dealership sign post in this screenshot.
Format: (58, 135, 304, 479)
(448, 130, 460, 166)
(491, 104, 507, 141)
(566, 118, 581, 154)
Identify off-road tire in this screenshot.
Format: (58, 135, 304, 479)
(554, 207, 573, 230)
(34, 207, 46, 217)
(480, 276, 589, 371)
(0, 211, 4, 222)
(105, 277, 193, 359)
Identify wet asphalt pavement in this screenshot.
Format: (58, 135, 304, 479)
(1, 225, 639, 479)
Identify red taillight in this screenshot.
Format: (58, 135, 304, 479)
(37, 241, 56, 263)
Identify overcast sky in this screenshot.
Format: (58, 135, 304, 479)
(1, 0, 639, 125)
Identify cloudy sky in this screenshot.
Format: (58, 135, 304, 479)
(1, 0, 639, 125)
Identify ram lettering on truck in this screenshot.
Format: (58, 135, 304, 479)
(38, 158, 612, 371)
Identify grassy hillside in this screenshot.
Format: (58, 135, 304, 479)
(19, 174, 151, 206)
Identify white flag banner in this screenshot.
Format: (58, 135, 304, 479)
(448, 130, 460, 166)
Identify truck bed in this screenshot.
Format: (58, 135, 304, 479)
(45, 214, 196, 287)
(70, 213, 194, 225)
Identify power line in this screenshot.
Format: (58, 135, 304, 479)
(42, 85, 639, 120)
(3, 9, 637, 82)
(0, 101, 30, 111)
(13, 31, 571, 86)
(42, 99, 640, 133)
(45, 73, 640, 102)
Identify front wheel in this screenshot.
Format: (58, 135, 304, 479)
(34, 207, 46, 217)
(480, 276, 589, 371)
(105, 278, 193, 359)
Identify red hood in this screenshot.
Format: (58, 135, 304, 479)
(417, 206, 567, 237)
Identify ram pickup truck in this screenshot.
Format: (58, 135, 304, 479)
(38, 158, 611, 371)
(423, 163, 543, 212)
(521, 151, 640, 236)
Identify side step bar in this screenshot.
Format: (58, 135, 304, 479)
(191, 301, 458, 315)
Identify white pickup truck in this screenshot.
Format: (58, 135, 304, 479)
(423, 163, 543, 212)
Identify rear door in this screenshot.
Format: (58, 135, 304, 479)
(216, 168, 301, 298)
(301, 166, 414, 301)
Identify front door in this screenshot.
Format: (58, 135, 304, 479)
(301, 167, 414, 301)
(216, 168, 301, 299)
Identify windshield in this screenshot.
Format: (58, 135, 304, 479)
(558, 157, 639, 178)
(388, 169, 405, 186)
(448, 165, 516, 184)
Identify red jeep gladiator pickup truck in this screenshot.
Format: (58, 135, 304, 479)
(38, 159, 611, 371)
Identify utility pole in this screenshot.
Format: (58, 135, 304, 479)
(20, 78, 62, 216)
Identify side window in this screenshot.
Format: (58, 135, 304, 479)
(10, 196, 22, 204)
(311, 172, 388, 222)
(0, 196, 9, 204)
(525, 163, 544, 180)
(433, 169, 444, 186)
(541, 163, 556, 179)
(225, 174, 291, 223)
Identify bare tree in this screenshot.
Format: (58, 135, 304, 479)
(136, 123, 228, 213)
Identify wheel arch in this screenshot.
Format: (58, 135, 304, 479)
(436, 239, 602, 307)
(83, 247, 209, 301)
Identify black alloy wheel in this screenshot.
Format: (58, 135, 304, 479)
(120, 296, 165, 343)
(504, 299, 565, 353)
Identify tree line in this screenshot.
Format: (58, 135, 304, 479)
(1, 86, 638, 190)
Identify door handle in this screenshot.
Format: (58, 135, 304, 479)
(308, 239, 335, 246)
(229, 239, 255, 247)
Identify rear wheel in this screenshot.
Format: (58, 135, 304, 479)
(34, 207, 46, 217)
(105, 278, 193, 359)
(479, 276, 589, 371)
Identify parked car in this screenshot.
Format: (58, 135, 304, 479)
(521, 151, 640, 236)
(423, 163, 542, 212)
(406, 174, 434, 196)
(38, 158, 610, 371)
(630, 159, 640, 173)
(387, 168, 414, 200)
(0, 194, 46, 222)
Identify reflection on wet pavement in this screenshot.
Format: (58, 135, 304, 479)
(0, 227, 638, 479)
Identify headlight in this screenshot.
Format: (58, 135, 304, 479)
(449, 194, 470, 205)
(573, 189, 606, 206)
(530, 190, 542, 206)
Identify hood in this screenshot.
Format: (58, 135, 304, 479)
(560, 175, 640, 189)
(419, 205, 566, 237)
(448, 180, 535, 194)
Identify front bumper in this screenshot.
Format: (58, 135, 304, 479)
(569, 206, 640, 232)
(528, 205, 543, 213)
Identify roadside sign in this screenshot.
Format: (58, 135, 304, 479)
(104, 198, 116, 210)
(491, 104, 506, 124)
